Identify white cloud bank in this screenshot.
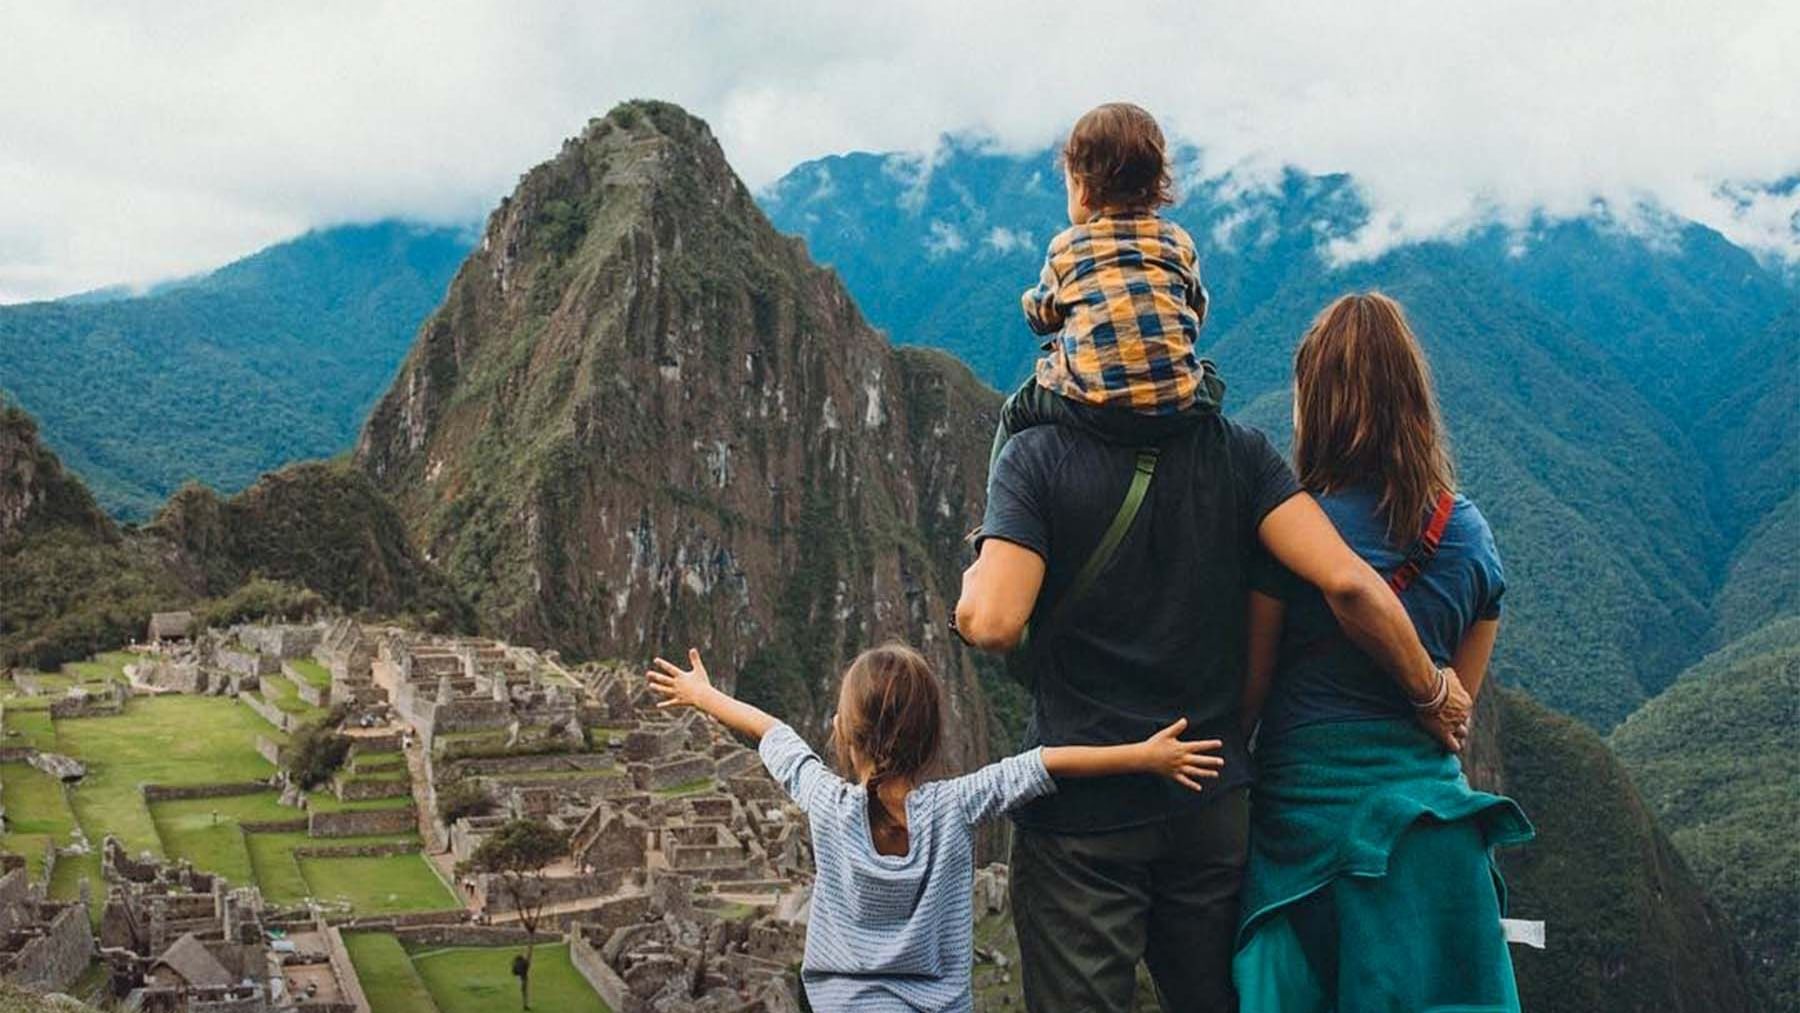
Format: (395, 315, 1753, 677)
(1, 0, 1796, 301)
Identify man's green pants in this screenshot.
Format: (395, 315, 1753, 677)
(1010, 787, 1248, 1012)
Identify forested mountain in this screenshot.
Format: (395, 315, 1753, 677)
(1611, 618, 1800, 1010)
(0, 221, 473, 519)
(0, 400, 469, 669)
(762, 143, 1800, 730)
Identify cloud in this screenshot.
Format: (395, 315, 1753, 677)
(923, 220, 966, 256)
(984, 227, 1033, 254)
(2, 0, 1796, 301)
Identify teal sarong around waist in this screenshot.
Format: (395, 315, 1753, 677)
(1235, 717, 1535, 1013)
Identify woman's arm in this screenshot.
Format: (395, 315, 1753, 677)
(1043, 718, 1225, 794)
(645, 649, 778, 741)
(1256, 494, 1470, 751)
(1241, 591, 1285, 737)
(1450, 619, 1500, 701)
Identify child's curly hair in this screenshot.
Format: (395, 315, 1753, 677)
(1061, 102, 1175, 211)
(832, 643, 943, 802)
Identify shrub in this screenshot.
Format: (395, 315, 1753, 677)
(436, 778, 495, 824)
(284, 716, 351, 789)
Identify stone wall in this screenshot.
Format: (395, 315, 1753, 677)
(256, 735, 284, 766)
(239, 691, 298, 734)
(324, 926, 371, 1013)
(240, 818, 309, 833)
(238, 624, 323, 659)
(142, 782, 269, 802)
(333, 777, 412, 802)
(570, 924, 642, 1013)
(0, 867, 31, 934)
(631, 754, 714, 791)
(392, 924, 535, 947)
(308, 806, 416, 838)
(3, 903, 94, 992)
(217, 647, 278, 677)
(293, 842, 419, 859)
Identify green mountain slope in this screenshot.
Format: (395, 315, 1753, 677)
(0, 221, 472, 519)
(0, 400, 470, 669)
(1610, 620, 1800, 1010)
(1497, 688, 1765, 1013)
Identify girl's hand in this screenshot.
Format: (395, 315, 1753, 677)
(646, 649, 716, 710)
(1139, 718, 1225, 793)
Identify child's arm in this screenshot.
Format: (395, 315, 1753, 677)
(948, 718, 1226, 826)
(1021, 257, 1066, 336)
(648, 650, 844, 814)
(1043, 718, 1224, 794)
(645, 649, 777, 741)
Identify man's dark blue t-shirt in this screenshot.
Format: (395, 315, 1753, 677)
(980, 416, 1300, 833)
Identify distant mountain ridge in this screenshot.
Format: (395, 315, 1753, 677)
(762, 141, 1800, 729)
(0, 220, 475, 519)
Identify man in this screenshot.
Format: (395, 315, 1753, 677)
(956, 413, 1467, 1011)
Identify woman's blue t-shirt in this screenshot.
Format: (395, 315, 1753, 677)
(1254, 487, 1506, 740)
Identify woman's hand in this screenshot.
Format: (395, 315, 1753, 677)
(646, 649, 716, 710)
(1416, 666, 1472, 752)
(1138, 717, 1226, 793)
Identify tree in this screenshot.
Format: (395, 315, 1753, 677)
(457, 819, 568, 1009)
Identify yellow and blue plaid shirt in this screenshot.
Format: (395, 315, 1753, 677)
(1023, 212, 1209, 415)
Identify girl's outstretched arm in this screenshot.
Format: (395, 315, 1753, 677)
(646, 649, 777, 742)
(1043, 718, 1225, 794)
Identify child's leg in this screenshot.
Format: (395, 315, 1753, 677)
(990, 378, 1073, 473)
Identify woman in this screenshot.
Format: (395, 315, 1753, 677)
(1233, 292, 1534, 1012)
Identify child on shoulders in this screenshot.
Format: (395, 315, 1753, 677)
(993, 101, 1225, 470)
(646, 642, 1222, 1012)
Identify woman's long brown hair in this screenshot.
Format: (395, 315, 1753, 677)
(1292, 292, 1455, 543)
(833, 643, 943, 816)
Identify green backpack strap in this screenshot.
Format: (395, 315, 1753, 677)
(1012, 447, 1159, 667)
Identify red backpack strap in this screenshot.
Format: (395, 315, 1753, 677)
(1387, 491, 1456, 594)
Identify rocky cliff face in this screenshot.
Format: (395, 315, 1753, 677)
(356, 101, 999, 765)
(0, 403, 115, 546)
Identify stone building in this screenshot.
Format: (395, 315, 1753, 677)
(0, 865, 93, 993)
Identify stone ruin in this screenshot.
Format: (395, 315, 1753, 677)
(94, 836, 356, 1013)
(0, 859, 93, 995)
(423, 657, 815, 1010)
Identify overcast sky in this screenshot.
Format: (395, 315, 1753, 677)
(3, 0, 1796, 303)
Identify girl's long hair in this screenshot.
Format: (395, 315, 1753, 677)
(1292, 291, 1455, 542)
(833, 643, 943, 811)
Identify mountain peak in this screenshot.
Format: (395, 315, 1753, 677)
(355, 102, 1004, 768)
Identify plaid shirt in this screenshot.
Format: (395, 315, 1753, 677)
(1023, 212, 1209, 415)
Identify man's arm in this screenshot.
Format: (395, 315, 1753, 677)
(955, 537, 1046, 652)
(1256, 494, 1470, 750)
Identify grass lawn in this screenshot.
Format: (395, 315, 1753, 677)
(151, 799, 261, 885)
(343, 932, 442, 1013)
(65, 651, 142, 684)
(286, 659, 333, 689)
(412, 942, 607, 1013)
(653, 777, 717, 798)
(260, 676, 326, 720)
(297, 853, 458, 914)
(2, 702, 57, 750)
(247, 830, 419, 905)
(56, 696, 277, 858)
(0, 761, 78, 880)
